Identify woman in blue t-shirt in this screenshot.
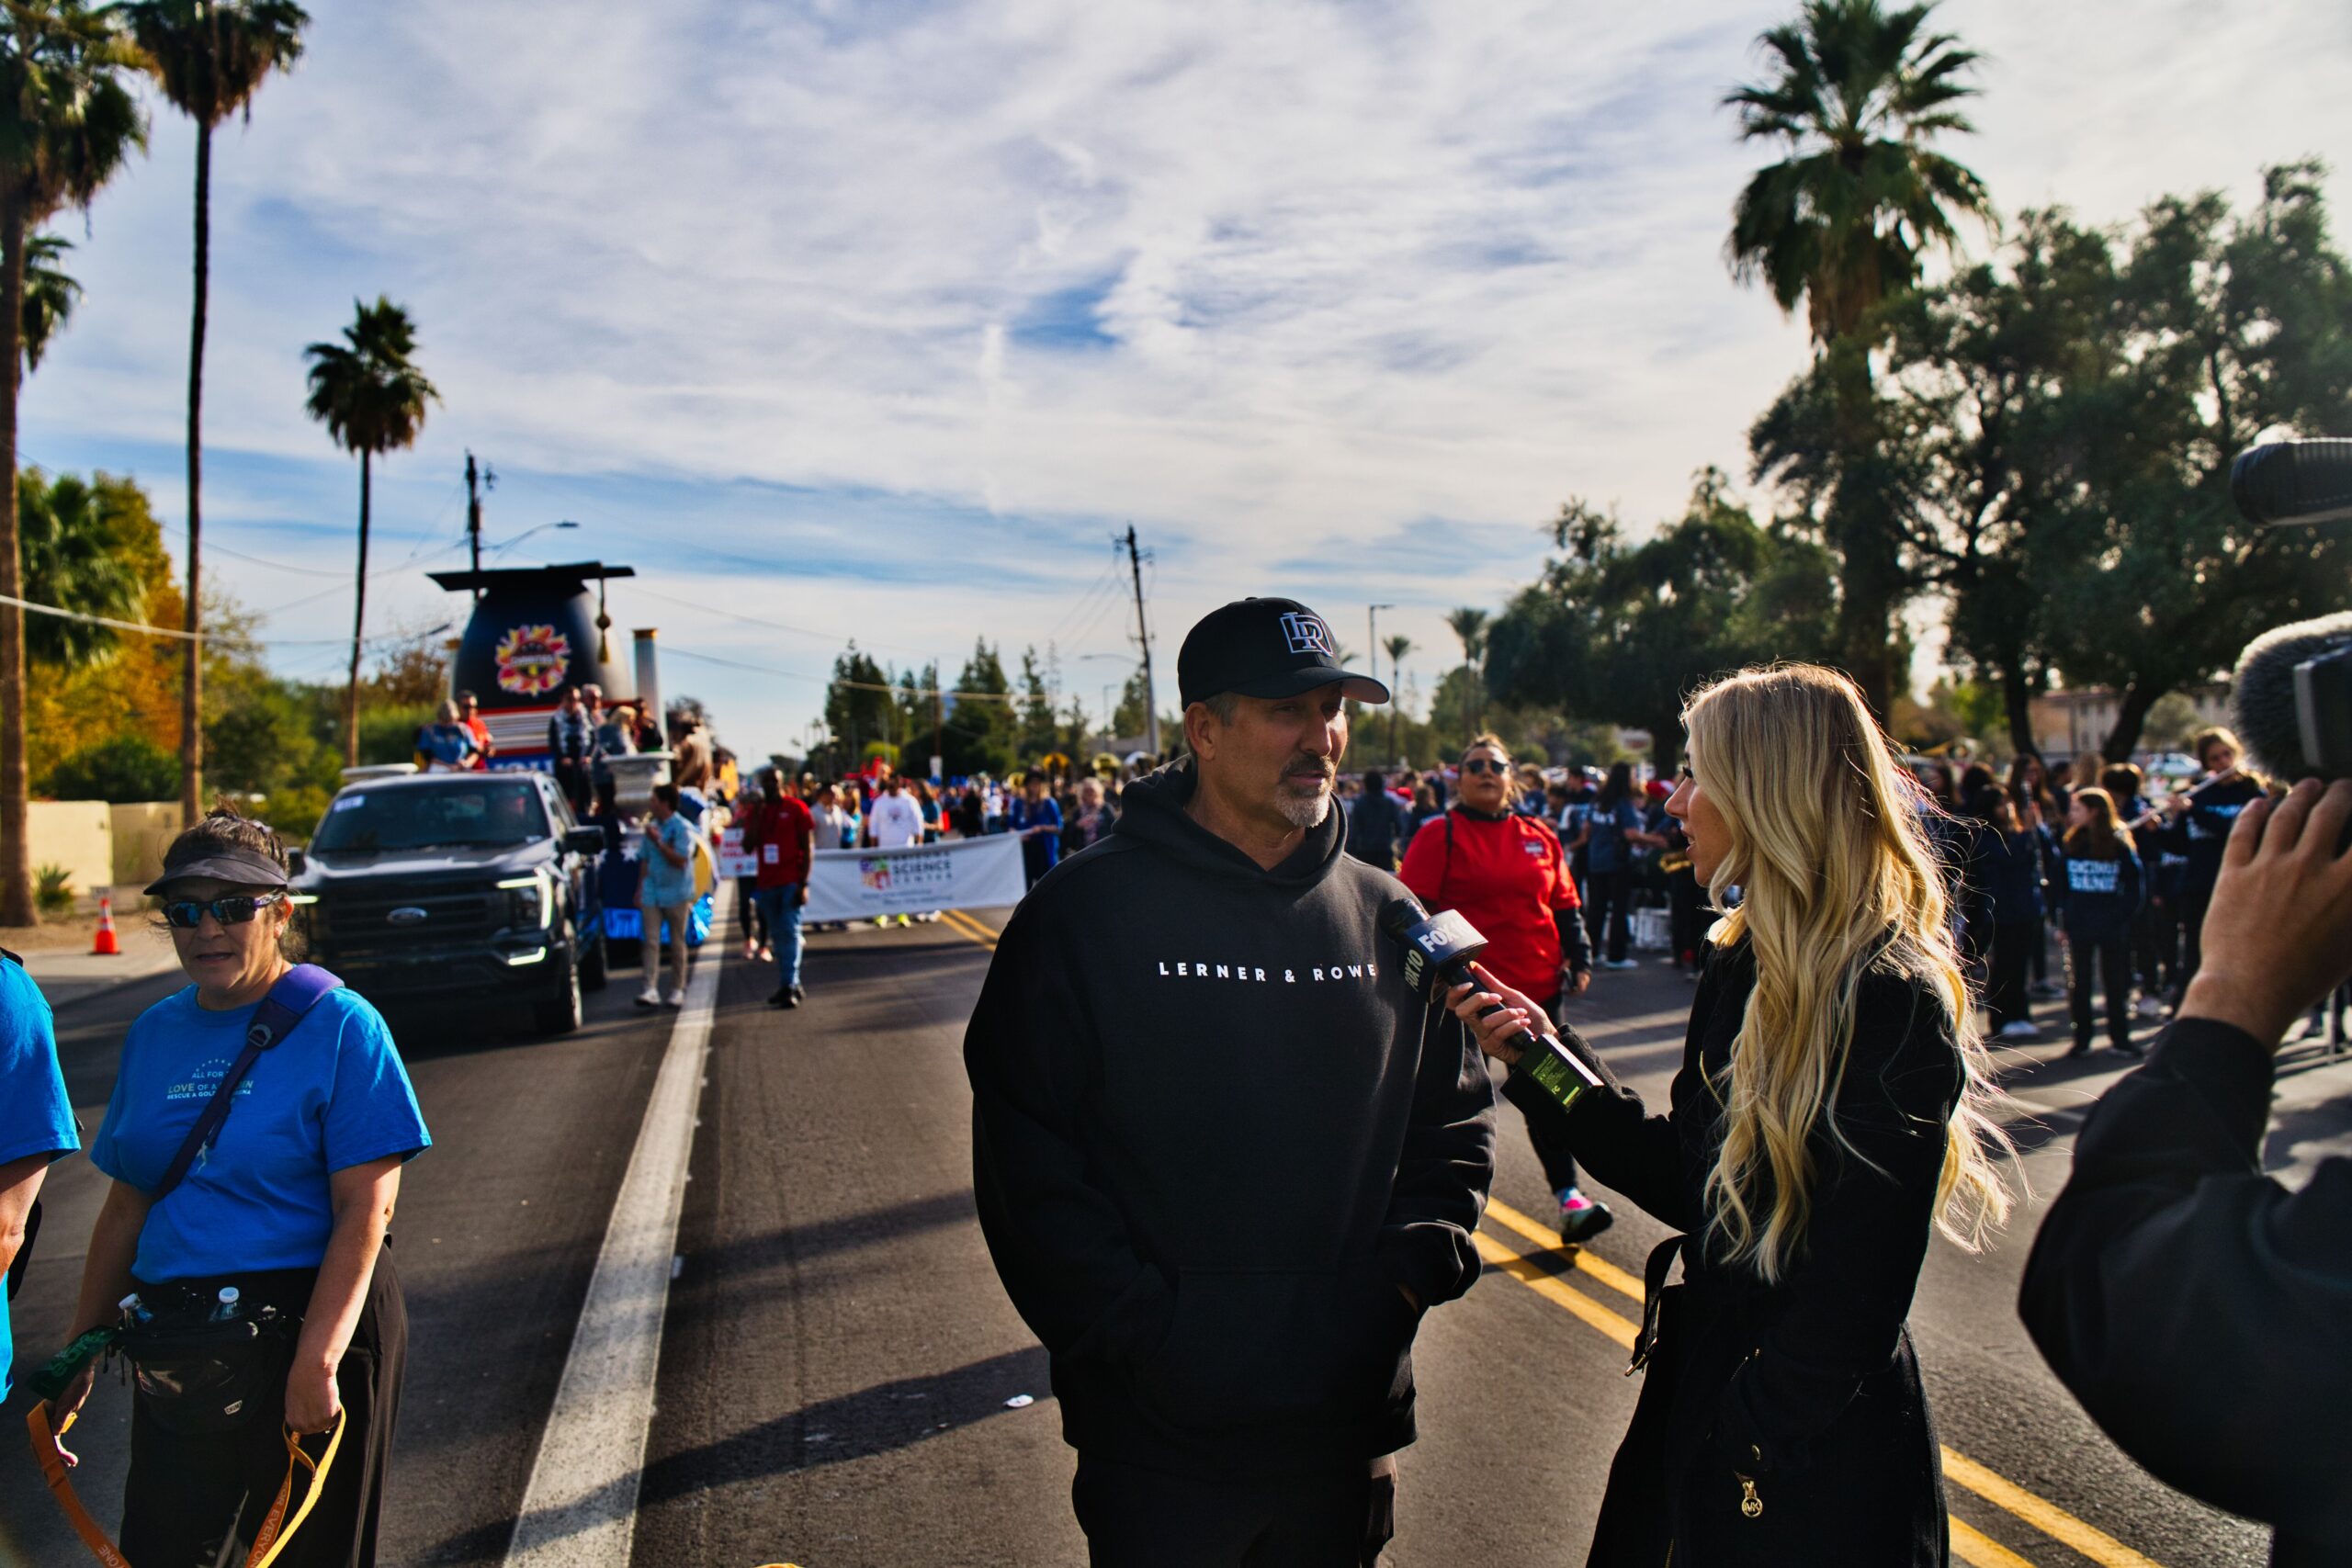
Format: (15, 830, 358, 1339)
(43, 807, 430, 1568)
(1566, 761, 1666, 967)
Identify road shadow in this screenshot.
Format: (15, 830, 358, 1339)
(417, 1347, 1052, 1562)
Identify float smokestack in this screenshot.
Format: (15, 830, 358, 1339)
(634, 628, 662, 728)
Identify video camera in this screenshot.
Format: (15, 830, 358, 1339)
(2227, 438, 2352, 781)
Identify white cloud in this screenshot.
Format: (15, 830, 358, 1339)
(17, 0, 2350, 750)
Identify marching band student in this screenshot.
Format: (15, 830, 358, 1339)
(1452, 665, 2012, 1565)
(2052, 788, 2146, 1058)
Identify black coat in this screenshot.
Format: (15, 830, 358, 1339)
(2020, 1018, 2352, 1564)
(1558, 936, 1962, 1565)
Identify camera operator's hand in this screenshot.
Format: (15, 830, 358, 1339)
(2180, 779, 2352, 1046)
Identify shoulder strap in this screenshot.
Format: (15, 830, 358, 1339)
(153, 964, 345, 1204)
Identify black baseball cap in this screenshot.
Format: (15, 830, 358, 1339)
(1177, 597, 1390, 707)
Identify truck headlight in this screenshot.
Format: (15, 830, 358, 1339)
(498, 870, 555, 930)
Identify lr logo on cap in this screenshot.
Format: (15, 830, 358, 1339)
(1279, 612, 1335, 658)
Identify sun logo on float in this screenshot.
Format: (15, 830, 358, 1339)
(494, 624, 571, 696)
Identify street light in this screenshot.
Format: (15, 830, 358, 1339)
(486, 520, 581, 558)
(1078, 653, 1138, 740)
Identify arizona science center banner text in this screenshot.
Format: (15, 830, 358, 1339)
(801, 835, 1028, 923)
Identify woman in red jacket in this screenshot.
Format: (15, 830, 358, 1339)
(1401, 734, 1608, 1243)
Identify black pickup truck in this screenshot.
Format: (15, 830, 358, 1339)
(289, 771, 610, 1034)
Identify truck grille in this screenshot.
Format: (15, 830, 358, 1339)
(312, 886, 500, 951)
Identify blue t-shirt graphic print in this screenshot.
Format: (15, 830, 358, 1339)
(91, 985, 429, 1282)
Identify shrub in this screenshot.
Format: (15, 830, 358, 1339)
(34, 863, 74, 916)
(41, 733, 178, 803)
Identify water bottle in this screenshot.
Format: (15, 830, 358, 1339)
(209, 1286, 241, 1324)
(119, 1292, 152, 1325)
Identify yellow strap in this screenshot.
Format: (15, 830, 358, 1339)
(24, 1402, 345, 1568)
(26, 1404, 132, 1568)
(246, 1414, 345, 1568)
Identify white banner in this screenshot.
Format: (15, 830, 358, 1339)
(801, 834, 1028, 923)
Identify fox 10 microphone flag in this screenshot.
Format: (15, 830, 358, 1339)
(802, 835, 1029, 923)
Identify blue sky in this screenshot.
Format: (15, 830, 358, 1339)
(20, 0, 2349, 754)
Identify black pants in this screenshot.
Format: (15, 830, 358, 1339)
(1584, 867, 1634, 964)
(2179, 880, 2216, 990)
(1988, 920, 2036, 1032)
(739, 876, 767, 944)
(1072, 1454, 1396, 1568)
(1667, 871, 1706, 970)
(2028, 915, 2050, 984)
(2068, 933, 2133, 1052)
(121, 1247, 406, 1568)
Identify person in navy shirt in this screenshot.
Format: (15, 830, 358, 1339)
(0, 949, 77, 1403)
(2053, 788, 2148, 1058)
(2160, 728, 2269, 993)
(43, 807, 429, 1568)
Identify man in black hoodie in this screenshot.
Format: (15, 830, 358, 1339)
(967, 597, 1496, 1567)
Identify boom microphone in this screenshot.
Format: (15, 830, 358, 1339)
(1377, 895, 1618, 1111)
(2230, 612, 2352, 781)
(2231, 439, 2352, 527)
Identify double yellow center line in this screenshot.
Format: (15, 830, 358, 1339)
(929, 911, 2162, 1567)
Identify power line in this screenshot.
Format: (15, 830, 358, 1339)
(0, 591, 428, 649)
(664, 641, 1021, 703)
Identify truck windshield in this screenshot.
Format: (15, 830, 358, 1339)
(311, 780, 549, 852)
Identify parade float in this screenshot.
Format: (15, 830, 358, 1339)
(430, 560, 713, 949)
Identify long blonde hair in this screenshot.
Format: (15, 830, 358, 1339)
(1685, 664, 2013, 1280)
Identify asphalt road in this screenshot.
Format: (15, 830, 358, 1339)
(8, 897, 2338, 1567)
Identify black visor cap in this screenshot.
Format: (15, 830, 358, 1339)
(143, 846, 290, 897)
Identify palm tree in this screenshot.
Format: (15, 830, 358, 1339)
(1443, 606, 1488, 738)
(17, 468, 146, 668)
(19, 233, 81, 379)
(0, 3, 146, 924)
(304, 297, 438, 767)
(1724, 0, 1988, 715)
(124, 0, 307, 827)
(1725, 0, 1988, 347)
(1382, 634, 1413, 760)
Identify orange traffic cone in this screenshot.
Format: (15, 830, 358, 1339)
(90, 896, 119, 956)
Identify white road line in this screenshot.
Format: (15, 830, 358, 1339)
(503, 885, 730, 1567)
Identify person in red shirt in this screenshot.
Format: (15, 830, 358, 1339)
(1400, 733, 1608, 1243)
(740, 767, 817, 1009)
(457, 690, 495, 770)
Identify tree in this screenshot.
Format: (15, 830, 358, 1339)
(1725, 0, 1990, 716)
(1381, 634, 1414, 761)
(18, 232, 78, 378)
(0, 1, 146, 923)
(1441, 607, 1488, 739)
(822, 642, 893, 761)
(2034, 164, 2352, 756)
(1016, 645, 1057, 761)
(124, 0, 306, 826)
(1485, 474, 1837, 767)
(303, 296, 437, 767)
(17, 469, 150, 668)
(941, 639, 1016, 777)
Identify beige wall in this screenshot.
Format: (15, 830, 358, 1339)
(110, 801, 181, 889)
(27, 800, 113, 901)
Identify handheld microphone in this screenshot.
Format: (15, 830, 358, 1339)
(1377, 895, 1617, 1111)
(2229, 612, 2352, 782)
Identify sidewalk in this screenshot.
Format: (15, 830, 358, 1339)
(17, 928, 183, 1009)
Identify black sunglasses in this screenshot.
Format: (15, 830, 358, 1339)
(1462, 757, 1510, 775)
(163, 892, 286, 930)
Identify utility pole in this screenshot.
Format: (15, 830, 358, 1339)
(1125, 525, 1159, 757)
(933, 657, 944, 782)
(464, 451, 495, 598)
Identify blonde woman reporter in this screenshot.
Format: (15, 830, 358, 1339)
(1449, 666, 2011, 1565)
